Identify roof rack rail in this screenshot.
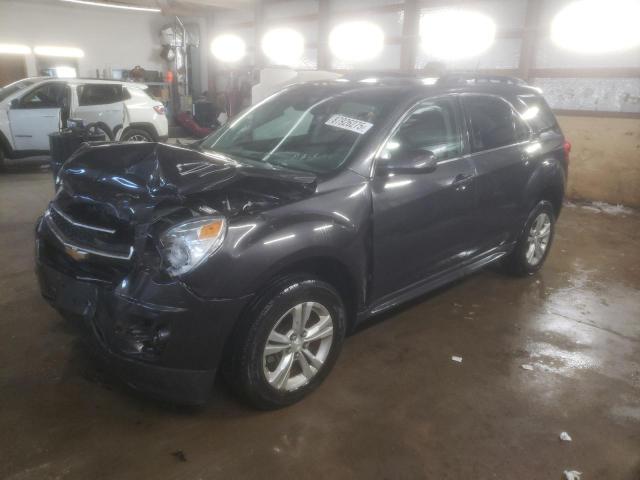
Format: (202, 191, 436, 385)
(437, 74, 527, 87)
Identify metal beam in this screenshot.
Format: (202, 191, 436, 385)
(317, 0, 330, 70)
(531, 68, 640, 78)
(254, 0, 265, 68)
(518, 0, 543, 82)
(401, 0, 419, 72)
(553, 109, 640, 119)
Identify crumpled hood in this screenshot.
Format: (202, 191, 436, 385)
(59, 142, 317, 201)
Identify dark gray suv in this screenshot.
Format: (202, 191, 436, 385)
(35, 75, 570, 408)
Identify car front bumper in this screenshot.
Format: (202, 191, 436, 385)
(35, 224, 252, 406)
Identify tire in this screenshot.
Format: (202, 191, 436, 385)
(228, 275, 346, 409)
(504, 200, 556, 276)
(0, 148, 6, 172)
(121, 128, 153, 142)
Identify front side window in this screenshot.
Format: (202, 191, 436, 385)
(380, 98, 462, 162)
(200, 86, 398, 174)
(19, 82, 68, 109)
(78, 84, 124, 106)
(0, 79, 37, 103)
(463, 95, 529, 153)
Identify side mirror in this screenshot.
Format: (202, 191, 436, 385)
(377, 150, 438, 175)
(10, 98, 20, 109)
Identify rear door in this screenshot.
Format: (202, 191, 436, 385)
(461, 94, 532, 250)
(371, 95, 478, 300)
(8, 82, 68, 150)
(73, 83, 126, 135)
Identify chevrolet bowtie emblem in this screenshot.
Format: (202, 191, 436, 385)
(65, 246, 88, 261)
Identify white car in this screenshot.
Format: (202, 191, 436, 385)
(0, 77, 168, 168)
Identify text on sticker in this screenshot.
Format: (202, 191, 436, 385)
(325, 114, 374, 135)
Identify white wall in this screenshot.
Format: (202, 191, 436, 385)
(0, 0, 192, 80)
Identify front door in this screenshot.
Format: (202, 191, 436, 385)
(9, 82, 68, 151)
(371, 96, 478, 300)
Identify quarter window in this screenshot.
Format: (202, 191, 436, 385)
(381, 98, 462, 162)
(463, 95, 529, 152)
(516, 95, 560, 134)
(78, 84, 124, 106)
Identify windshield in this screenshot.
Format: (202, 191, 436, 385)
(0, 78, 37, 103)
(200, 85, 397, 174)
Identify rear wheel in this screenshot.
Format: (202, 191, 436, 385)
(504, 201, 555, 276)
(229, 276, 346, 409)
(121, 128, 153, 142)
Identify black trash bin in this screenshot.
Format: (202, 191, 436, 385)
(49, 122, 106, 186)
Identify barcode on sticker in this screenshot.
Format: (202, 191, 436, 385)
(325, 114, 374, 135)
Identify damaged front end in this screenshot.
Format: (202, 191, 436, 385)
(35, 142, 316, 404)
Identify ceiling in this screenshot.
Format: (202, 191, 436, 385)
(55, 0, 255, 15)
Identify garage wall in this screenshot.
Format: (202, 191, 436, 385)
(559, 116, 640, 207)
(0, 0, 166, 77)
(207, 0, 639, 207)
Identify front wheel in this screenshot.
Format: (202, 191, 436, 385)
(229, 276, 346, 409)
(504, 201, 556, 276)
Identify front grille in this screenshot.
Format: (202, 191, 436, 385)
(46, 203, 134, 261)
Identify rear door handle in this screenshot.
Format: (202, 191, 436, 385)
(453, 173, 474, 185)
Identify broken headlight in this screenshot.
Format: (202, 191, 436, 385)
(160, 216, 226, 276)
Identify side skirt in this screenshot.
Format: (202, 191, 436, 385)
(356, 246, 512, 324)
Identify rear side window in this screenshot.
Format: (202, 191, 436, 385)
(463, 95, 530, 153)
(381, 98, 462, 161)
(78, 84, 124, 106)
(516, 95, 561, 134)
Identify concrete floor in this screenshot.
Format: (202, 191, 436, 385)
(1, 167, 639, 480)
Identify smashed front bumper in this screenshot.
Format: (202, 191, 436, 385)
(35, 218, 251, 406)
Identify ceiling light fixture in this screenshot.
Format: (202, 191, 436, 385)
(211, 34, 246, 63)
(262, 27, 305, 66)
(551, 0, 640, 54)
(0, 44, 31, 55)
(419, 9, 496, 60)
(34, 46, 85, 58)
(60, 0, 161, 13)
(329, 21, 385, 63)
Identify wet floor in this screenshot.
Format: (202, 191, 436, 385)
(1, 168, 639, 479)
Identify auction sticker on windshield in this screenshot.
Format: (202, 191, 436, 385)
(325, 114, 374, 135)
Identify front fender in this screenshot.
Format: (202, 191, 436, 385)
(181, 181, 372, 304)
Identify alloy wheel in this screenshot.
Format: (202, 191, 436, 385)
(526, 212, 551, 266)
(128, 134, 149, 142)
(262, 302, 334, 392)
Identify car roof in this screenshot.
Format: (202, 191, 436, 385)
(19, 77, 148, 88)
(295, 74, 543, 101)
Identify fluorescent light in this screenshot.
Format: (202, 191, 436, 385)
(420, 9, 496, 60)
(551, 0, 640, 54)
(262, 27, 305, 66)
(60, 0, 160, 12)
(0, 44, 31, 55)
(54, 66, 77, 78)
(329, 21, 385, 62)
(34, 46, 84, 58)
(211, 34, 246, 63)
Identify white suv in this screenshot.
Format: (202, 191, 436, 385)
(0, 77, 168, 167)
